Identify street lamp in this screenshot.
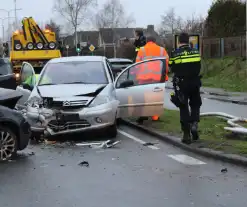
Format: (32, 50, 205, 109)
(0, 8, 22, 39)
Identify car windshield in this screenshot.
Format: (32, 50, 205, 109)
(109, 61, 132, 70)
(38, 61, 108, 85)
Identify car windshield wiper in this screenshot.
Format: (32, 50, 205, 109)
(38, 83, 57, 86)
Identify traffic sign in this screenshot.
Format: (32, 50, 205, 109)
(66, 45, 69, 49)
(80, 42, 87, 47)
(89, 44, 95, 52)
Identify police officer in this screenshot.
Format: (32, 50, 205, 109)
(133, 29, 146, 60)
(169, 32, 202, 144)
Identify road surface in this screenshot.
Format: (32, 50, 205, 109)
(0, 126, 247, 207)
(165, 88, 247, 117)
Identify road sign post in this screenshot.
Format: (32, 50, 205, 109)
(66, 45, 69, 56)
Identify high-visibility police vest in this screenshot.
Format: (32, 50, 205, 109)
(136, 47, 168, 82)
(24, 74, 39, 86)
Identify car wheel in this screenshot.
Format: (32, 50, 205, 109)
(106, 121, 117, 138)
(0, 126, 18, 161)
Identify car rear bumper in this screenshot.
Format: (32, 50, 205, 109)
(18, 119, 31, 150)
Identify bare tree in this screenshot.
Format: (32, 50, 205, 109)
(160, 7, 180, 35)
(183, 14, 205, 34)
(45, 19, 62, 41)
(53, 0, 96, 45)
(94, 0, 135, 29)
(160, 8, 205, 36)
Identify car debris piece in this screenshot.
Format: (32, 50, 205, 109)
(76, 140, 121, 149)
(221, 168, 228, 173)
(143, 142, 155, 146)
(78, 161, 89, 167)
(104, 140, 121, 148)
(45, 140, 56, 145)
(28, 152, 35, 156)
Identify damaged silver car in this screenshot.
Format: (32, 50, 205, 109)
(15, 56, 167, 138)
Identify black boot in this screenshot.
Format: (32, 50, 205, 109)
(136, 117, 144, 125)
(181, 123, 192, 144)
(191, 122, 199, 141)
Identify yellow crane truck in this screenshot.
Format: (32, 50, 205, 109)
(10, 17, 61, 80)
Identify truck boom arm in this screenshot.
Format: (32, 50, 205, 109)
(22, 17, 49, 44)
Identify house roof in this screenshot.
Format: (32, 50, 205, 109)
(77, 31, 99, 46)
(99, 28, 135, 43)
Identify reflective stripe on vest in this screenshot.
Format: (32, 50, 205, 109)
(35, 74, 39, 82)
(140, 47, 167, 60)
(170, 54, 201, 64)
(174, 56, 201, 64)
(135, 47, 140, 52)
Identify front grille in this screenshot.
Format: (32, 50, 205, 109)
(51, 100, 88, 109)
(48, 119, 90, 132)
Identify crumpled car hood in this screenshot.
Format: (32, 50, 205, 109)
(37, 84, 106, 98)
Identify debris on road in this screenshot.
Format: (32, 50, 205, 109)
(28, 152, 35, 156)
(143, 142, 155, 146)
(104, 140, 121, 148)
(78, 161, 89, 167)
(221, 168, 228, 173)
(76, 140, 121, 149)
(45, 140, 56, 145)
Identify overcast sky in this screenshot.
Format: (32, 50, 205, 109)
(1, 0, 212, 36)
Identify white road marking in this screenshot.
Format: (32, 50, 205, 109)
(168, 154, 206, 165)
(118, 129, 159, 150)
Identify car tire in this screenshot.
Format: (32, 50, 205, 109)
(0, 125, 18, 161)
(106, 121, 118, 138)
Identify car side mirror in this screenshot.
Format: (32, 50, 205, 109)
(23, 83, 33, 91)
(119, 80, 134, 88)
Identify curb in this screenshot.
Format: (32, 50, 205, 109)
(206, 97, 247, 106)
(166, 85, 218, 95)
(166, 86, 247, 105)
(120, 119, 247, 167)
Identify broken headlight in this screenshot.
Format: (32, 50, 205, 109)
(89, 96, 110, 107)
(27, 96, 43, 108)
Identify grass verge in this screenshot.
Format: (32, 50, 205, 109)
(201, 57, 247, 92)
(145, 109, 247, 157)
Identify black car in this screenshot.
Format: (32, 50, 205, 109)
(0, 58, 16, 90)
(108, 58, 133, 78)
(0, 88, 31, 161)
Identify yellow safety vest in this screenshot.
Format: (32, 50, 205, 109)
(135, 47, 140, 52)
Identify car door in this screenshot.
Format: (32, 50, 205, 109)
(0, 58, 16, 90)
(115, 58, 167, 118)
(15, 62, 36, 109)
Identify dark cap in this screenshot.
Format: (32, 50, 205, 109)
(179, 32, 189, 44)
(135, 28, 143, 36)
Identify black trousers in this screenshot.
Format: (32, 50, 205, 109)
(174, 78, 202, 127)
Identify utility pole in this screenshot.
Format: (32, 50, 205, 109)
(0, 8, 22, 41)
(14, 0, 17, 28)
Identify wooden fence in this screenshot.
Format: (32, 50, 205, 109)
(201, 35, 246, 58)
